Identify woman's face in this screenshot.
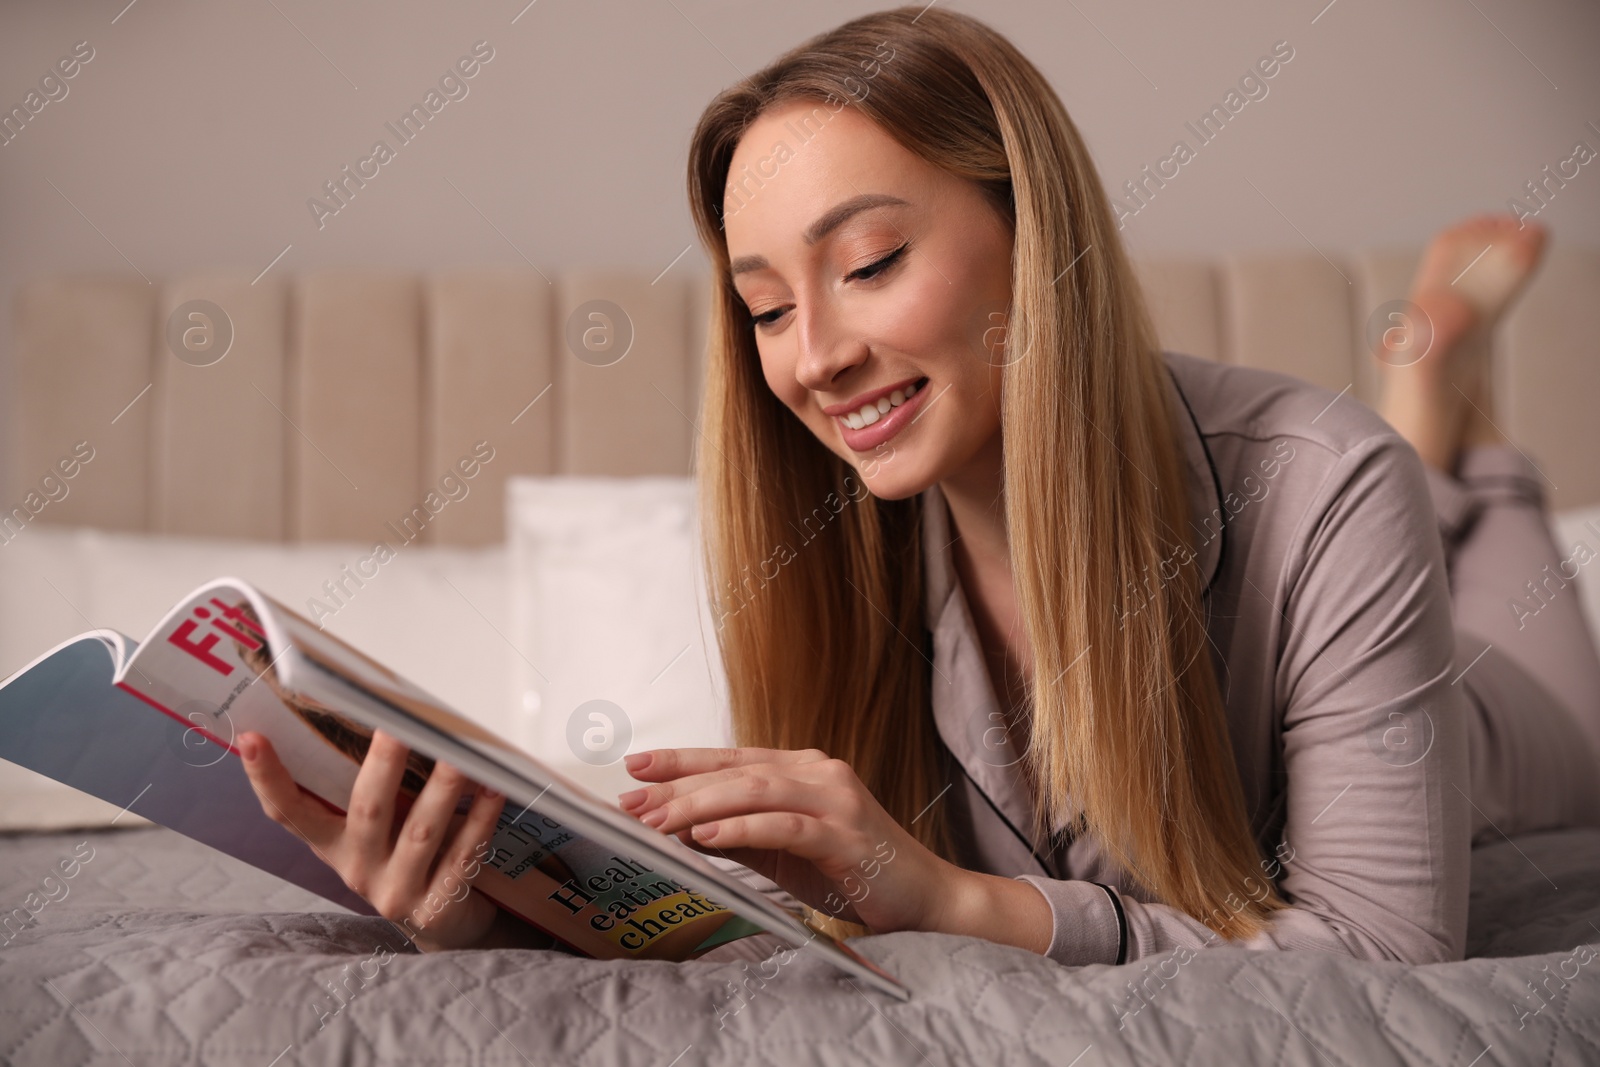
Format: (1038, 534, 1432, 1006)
(722, 98, 1014, 501)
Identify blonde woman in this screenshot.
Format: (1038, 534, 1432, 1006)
(240, 6, 1600, 966)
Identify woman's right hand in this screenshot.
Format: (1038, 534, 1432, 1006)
(237, 728, 517, 952)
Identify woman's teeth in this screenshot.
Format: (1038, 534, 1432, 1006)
(842, 380, 922, 430)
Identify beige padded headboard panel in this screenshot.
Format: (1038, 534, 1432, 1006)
(13, 275, 155, 533)
(154, 274, 290, 541)
(426, 268, 556, 547)
(556, 271, 696, 478)
(1222, 254, 1356, 397)
(11, 247, 1599, 546)
(1503, 246, 1600, 510)
(10, 268, 704, 547)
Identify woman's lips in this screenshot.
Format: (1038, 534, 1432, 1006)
(835, 377, 929, 453)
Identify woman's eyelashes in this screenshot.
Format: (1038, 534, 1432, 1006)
(846, 241, 909, 282)
(746, 242, 911, 331)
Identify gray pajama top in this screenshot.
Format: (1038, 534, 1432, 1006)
(926, 350, 1474, 968)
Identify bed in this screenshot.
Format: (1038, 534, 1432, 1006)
(3, 824, 1598, 1064)
(4, 247, 1599, 1065)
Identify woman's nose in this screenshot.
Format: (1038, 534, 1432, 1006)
(793, 303, 868, 392)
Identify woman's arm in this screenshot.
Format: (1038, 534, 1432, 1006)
(989, 431, 1476, 968)
(624, 433, 1472, 967)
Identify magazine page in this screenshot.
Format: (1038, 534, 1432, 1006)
(0, 631, 372, 914)
(257, 590, 786, 961)
(263, 596, 909, 999)
(1, 628, 128, 688)
(109, 578, 907, 995)
(113, 580, 778, 964)
(110, 579, 386, 814)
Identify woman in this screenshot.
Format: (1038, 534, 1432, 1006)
(238, 6, 1600, 966)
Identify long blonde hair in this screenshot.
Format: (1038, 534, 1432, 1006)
(686, 6, 1286, 939)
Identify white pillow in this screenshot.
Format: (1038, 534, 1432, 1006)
(0, 524, 515, 830)
(507, 476, 730, 804)
(0, 527, 144, 830)
(0, 526, 95, 682)
(502, 489, 1600, 809)
(6, 498, 1593, 832)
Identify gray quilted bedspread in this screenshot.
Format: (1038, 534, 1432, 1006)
(1, 826, 1597, 1066)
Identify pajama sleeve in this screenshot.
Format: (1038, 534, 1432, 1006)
(1015, 431, 1474, 967)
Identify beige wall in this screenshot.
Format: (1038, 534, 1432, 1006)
(2, 0, 1597, 498)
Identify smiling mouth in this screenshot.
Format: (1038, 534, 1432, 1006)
(834, 376, 930, 453)
(837, 377, 928, 429)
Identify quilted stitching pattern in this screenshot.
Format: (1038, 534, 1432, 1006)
(1, 827, 1596, 1066)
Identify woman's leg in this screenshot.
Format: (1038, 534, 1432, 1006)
(1376, 214, 1600, 837)
(1432, 445, 1600, 752)
(1424, 444, 1600, 837)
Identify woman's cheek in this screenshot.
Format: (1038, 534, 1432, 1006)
(757, 351, 816, 429)
(756, 343, 795, 404)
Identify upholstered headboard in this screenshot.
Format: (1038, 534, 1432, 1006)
(10, 245, 1599, 546)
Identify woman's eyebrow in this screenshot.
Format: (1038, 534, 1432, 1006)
(729, 192, 910, 276)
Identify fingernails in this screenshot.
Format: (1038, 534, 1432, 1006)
(692, 822, 719, 841)
(623, 753, 651, 773)
(617, 789, 647, 809)
(239, 736, 258, 762)
(641, 809, 667, 828)
(482, 786, 501, 800)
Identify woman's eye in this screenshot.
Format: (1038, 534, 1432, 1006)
(745, 242, 909, 332)
(847, 242, 909, 282)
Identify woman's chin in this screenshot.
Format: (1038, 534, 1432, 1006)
(853, 461, 936, 503)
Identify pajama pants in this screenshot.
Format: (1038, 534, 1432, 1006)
(1429, 443, 1600, 840)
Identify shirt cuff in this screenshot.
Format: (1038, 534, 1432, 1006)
(1014, 875, 1126, 967)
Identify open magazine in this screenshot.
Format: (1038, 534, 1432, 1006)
(0, 577, 908, 1000)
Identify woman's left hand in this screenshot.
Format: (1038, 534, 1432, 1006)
(617, 746, 957, 934)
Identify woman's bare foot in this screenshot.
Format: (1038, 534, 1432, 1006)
(1375, 214, 1548, 471)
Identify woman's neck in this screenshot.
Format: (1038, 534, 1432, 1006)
(937, 436, 1032, 710)
(936, 425, 1008, 564)
(939, 474, 1008, 578)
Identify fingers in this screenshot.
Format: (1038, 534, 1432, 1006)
(624, 746, 830, 781)
(686, 811, 836, 861)
(378, 773, 500, 932)
(238, 731, 342, 848)
(424, 783, 504, 909)
(453, 782, 505, 866)
(670, 827, 766, 870)
(240, 730, 508, 951)
(629, 772, 828, 836)
(621, 757, 850, 814)
(388, 761, 474, 899)
(393, 782, 502, 941)
(343, 730, 413, 868)
(618, 764, 748, 812)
